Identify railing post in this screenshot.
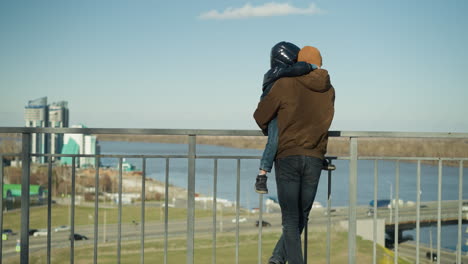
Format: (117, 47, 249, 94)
(372, 160, 378, 264)
(140, 158, 146, 264)
(0, 155, 3, 258)
(70, 157, 76, 264)
(394, 161, 400, 264)
(47, 157, 53, 264)
(94, 157, 100, 264)
(348, 137, 358, 264)
(326, 159, 333, 264)
(117, 158, 123, 264)
(187, 135, 196, 264)
(416, 160, 421, 264)
(213, 159, 218, 264)
(21, 133, 31, 264)
(437, 160, 442, 264)
(164, 158, 170, 264)
(257, 193, 263, 264)
(235, 159, 240, 264)
(457, 160, 463, 264)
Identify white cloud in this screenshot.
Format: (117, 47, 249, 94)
(198, 2, 323, 20)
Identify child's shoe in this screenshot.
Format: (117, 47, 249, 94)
(322, 159, 336, 171)
(255, 175, 268, 194)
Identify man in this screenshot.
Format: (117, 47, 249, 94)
(254, 45, 335, 264)
(255, 41, 317, 194)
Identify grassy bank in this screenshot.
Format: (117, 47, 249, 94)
(2, 204, 235, 231)
(4, 231, 411, 264)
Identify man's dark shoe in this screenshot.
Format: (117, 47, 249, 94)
(255, 175, 268, 194)
(268, 258, 283, 264)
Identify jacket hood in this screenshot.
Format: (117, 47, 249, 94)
(298, 46, 322, 67)
(295, 69, 332, 93)
(270, 41, 300, 68)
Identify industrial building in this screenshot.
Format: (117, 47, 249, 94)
(24, 97, 49, 163)
(48, 101, 69, 161)
(23, 97, 98, 167)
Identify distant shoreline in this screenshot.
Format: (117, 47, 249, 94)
(95, 134, 468, 167)
(1, 133, 467, 167)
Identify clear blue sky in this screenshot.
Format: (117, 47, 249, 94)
(1, 0, 467, 132)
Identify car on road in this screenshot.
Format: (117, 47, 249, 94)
(2, 229, 13, 235)
(367, 199, 392, 217)
(33, 229, 48, 237)
(369, 199, 391, 208)
(255, 220, 271, 227)
(426, 251, 437, 262)
(231, 217, 247, 223)
(462, 201, 468, 212)
(323, 208, 337, 216)
(54, 225, 70, 232)
(69, 233, 88, 241)
(29, 229, 39, 236)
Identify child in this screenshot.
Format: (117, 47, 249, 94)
(255, 42, 317, 194)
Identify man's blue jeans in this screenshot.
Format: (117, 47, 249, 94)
(269, 155, 322, 264)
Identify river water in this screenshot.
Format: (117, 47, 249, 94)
(99, 140, 468, 253)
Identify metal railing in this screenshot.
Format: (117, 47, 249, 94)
(0, 127, 467, 264)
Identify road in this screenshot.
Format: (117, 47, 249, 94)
(399, 242, 468, 264)
(1, 213, 283, 259)
(2, 200, 466, 260)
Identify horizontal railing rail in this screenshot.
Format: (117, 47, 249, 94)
(1, 127, 468, 138)
(0, 127, 467, 264)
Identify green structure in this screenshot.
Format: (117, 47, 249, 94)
(60, 137, 80, 165)
(60, 124, 98, 167)
(122, 159, 136, 172)
(2, 184, 45, 198)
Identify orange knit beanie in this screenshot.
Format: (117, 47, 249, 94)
(298, 46, 322, 67)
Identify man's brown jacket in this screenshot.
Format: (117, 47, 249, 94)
(253, 69, 335, 160)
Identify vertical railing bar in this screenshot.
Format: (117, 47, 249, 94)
(348, 137, 358, 264)
(457, 160, 463, 264)
(372, 160, 378, 264)
(20, 133, 31, 264)
(212, 159, 218, 264)
(164, 158, 169, 264)
(141, 158, 146, 264)
(47, 156, 53, 264)
(0, 155, 4, 260)
(93, 157, 100, 264)
(117, 157, 123, 264)
(71, 157, 76, 264)
(437, 160, 442, 264)
(235, 159, 241, 264)
(258, 192, 263, 264)
(416, 160, 421, 264)
(394, 160, 399, 264)
(304, 222, 308, 264)
(326, 159, 333, 264)
(429, 225, 434, 263)
(187, 135, 196, 264)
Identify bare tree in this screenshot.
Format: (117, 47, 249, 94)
(4, 167, 21, 184)
(100, 174, 112, 193)
(0, 140, 21, 161)
(54, 165, 71, 196)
